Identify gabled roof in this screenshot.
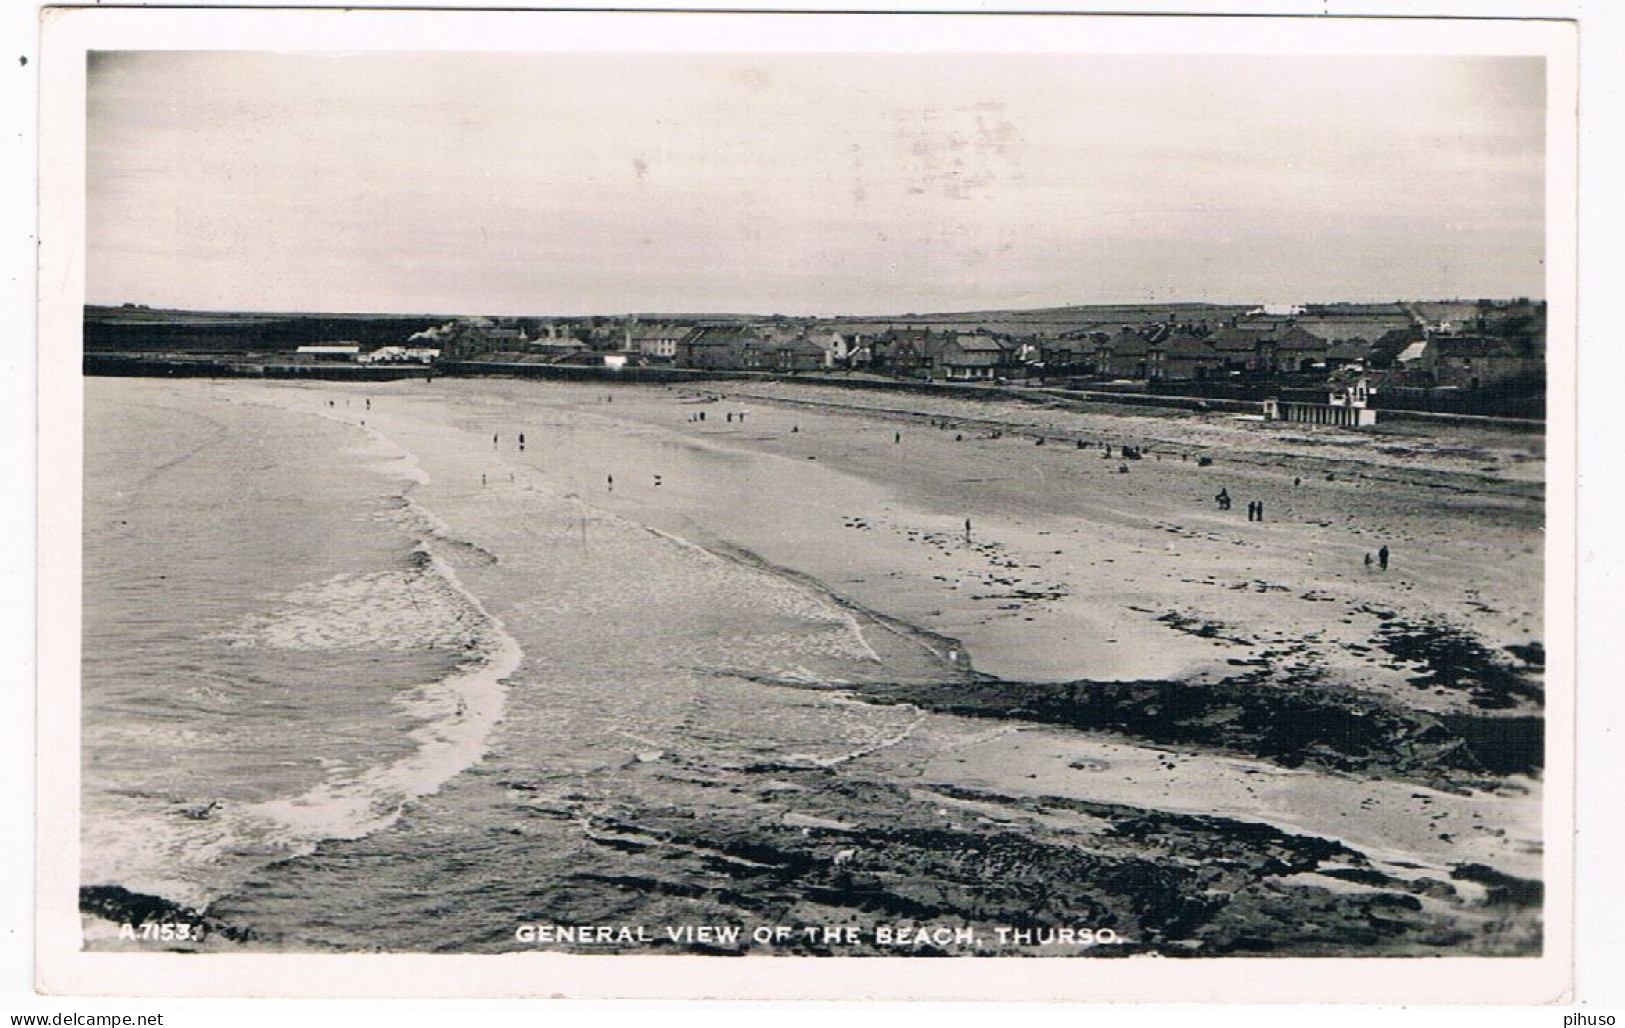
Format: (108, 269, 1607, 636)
(1208, 327, 1267, 352)
(885, 328, 933, 344)
(685, 327, 760, 347)
(1107, 328, 1151, 356)
(942, 351, 1005, 366)
(1159, 332, 1219, 360)
(1430, 334, 1521, 359)
(627, 326, 685, 341)
(1275, 326, 1330, 351)
(1326, 338, 1374, 360)
(953, 334, 1008, 353)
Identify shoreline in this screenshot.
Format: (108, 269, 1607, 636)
(85, 376, 1546, 954)
(273, 373, 1545, 747)
(310, 373, 1545, 783)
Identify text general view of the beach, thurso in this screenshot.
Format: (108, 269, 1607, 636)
(66, 27, 1566, 974)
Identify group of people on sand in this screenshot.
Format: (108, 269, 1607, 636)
(1211, 487, 1393, 568)
(1214, 488, 1265, 521)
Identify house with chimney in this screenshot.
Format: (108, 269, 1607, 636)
(1320, 337, 1375, 371)
(762, 334, 827, 372)
(933, 334, 1013, 381)
(1256, 325, 1331, 374)
(1101, 328, 1152, 379)
(676, 326, 758, 369)
(624, 324, 687, 361)
(1416, 333, 1536, 389)
(1147, 331, 1223, 381)
(872, 328, 935, 377)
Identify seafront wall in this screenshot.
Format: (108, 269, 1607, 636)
(84, 353, 434, 381)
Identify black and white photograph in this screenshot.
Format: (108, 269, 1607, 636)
(33, 7, 1583, 1003)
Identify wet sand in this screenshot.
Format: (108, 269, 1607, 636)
(197, 376, 1545, 955)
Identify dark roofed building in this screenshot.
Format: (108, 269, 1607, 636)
(1420, 334, 1536, 389)
(1102, 328, 1152, 378)
(872, 328, 935, 376)
(677, 326, 759, 369)
(934, 334, 1012, 381)
(1258, 325, 1330, 373)
(1325, 337, 1375, 368)
(764, 336, 827, 372)
(1204, 325, 1265, 373)
(1149, 331, 1222, 381)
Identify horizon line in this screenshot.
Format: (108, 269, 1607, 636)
(85, 294, 1546, 322)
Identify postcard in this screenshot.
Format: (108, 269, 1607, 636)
(35, 6, 1577, 1002)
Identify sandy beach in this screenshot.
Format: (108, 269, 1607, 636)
(101, 375, 1545, 956)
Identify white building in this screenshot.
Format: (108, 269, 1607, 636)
(296, 344, 361, 360)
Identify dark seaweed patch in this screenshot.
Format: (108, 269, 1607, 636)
(826, 674, 1540, 782)
(1451, 863, 1544, 908)
(1376, 621, 1542, 710)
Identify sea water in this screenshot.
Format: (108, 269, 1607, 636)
(82, 379, 518, 932)
(81, 379, 931, 951)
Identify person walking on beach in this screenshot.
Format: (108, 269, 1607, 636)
(1365, 552, 1374, 569)
(1378, 545, 1389, 570)
(1215, 488, 1230, 511)
(607, 474, 614, 492)
(493, 433, 499, 449)
(965, 518, 972, 544)
(894, 431, 901, 444)
(518, 432, 526, 452)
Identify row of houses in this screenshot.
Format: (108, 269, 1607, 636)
(659, 317, 1540, 390)
(822, 323, 1359, 382)
(351, 303, 1543, 393)
(1041, 319, 1538, 389)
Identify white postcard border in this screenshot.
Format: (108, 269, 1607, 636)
(36, 6, 1579, 1003)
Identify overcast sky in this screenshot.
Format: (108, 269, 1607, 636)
(85, 51, 1546, 316)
